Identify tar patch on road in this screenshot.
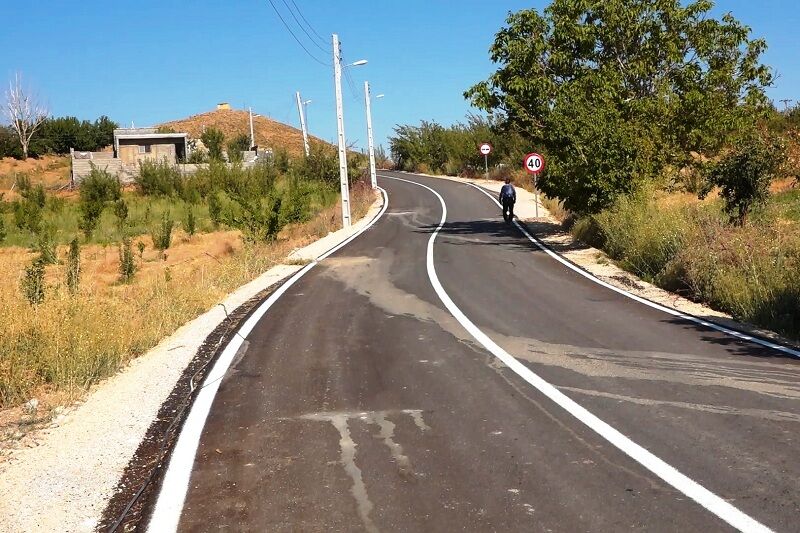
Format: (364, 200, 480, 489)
(97, 280, 290, 533)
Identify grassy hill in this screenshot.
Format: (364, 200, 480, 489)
(159, 108, 327, 158)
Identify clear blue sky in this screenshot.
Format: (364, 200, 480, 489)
(1, 1, 798, 151)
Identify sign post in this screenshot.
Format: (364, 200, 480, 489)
(523, 152, 546, 218)
(479, 142, 492, 180)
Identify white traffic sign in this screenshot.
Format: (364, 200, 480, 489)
(479, 142, 492, 156)
(524, 152, 545, 174)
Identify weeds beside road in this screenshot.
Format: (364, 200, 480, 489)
(0, 149, 372, 410)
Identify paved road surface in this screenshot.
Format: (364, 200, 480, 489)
(148, 172, 800, 532)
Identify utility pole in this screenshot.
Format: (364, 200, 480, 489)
(332, 33, 351, 228)
(248, 107, 255, 150)
(296, 91, 310, 157)
(364, 81, 377, 189)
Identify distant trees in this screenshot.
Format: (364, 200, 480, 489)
(465, 0, 774, 214)
(3, 73, 48, 159)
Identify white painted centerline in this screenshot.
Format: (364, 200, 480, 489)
(147, 189, 389, 532)
(380, 173, 771, 533)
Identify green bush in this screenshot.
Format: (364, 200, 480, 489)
(185, 209, 196, 236)
(201, 127, 225, 161)
(0, 215, 6, 242)
(136, 159, 184, 197)
(151, 212, 174, 250)
(21, 256, 46, 305)
(13, 176, 46, 233)
(66, 237, 81, 294)
(118, 237, 136, 282)
(113, 198, 129, 229)
(35, 224, 59, 265)
(79, 166, 121, 238)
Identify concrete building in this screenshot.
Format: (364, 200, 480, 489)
(113, 128, 188, 165)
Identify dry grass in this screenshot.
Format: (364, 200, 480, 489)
(159, 109, 331, 158)
(0, 185, 376, 411)
(0, 156, 71, 199)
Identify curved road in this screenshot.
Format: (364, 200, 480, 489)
(147, 172, 800, 532)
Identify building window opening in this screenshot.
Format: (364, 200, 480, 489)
(138, 145, 152, 154)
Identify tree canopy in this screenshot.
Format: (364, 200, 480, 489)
(465, 0, 774, 214)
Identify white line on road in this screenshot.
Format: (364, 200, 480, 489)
(147, 189, 389, 532)
(465, 181, 800, 360)
(380, 174, 772, 533)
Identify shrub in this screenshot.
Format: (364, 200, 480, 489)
(227, 133, 250, 162)
(113, 198, 129, 229)
(13, 176, 46, 233)
(66, 237, 80, 294)
(151, 212, 174, 250)
(702, 133, 785, 225)
(208, 192, 222, 227)
(79, 166, 121, 238)
(35, 224, 59, 265)
(118, 237, 136, 282)
(187, 148, 209, 164)
(185, 209, 196, 236)
(201, 127, 225, 160)
(0, 215, 6, 242)
(136, 159, 183, 196)
(21, 256, 46, 305)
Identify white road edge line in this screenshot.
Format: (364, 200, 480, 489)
(464, 180, 800, 360)
(380, 174, 771, 533)
(147, 188, 389, 532)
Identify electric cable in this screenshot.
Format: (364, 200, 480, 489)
(281, 0, 330, 54)
(266, 0, 331, 66)
(288, 0, 328, 45)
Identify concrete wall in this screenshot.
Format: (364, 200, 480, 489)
(118, 141, 177, 165)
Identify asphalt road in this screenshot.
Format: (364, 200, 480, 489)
(147, 171, 800, 532)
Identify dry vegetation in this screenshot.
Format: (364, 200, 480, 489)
(0, 155, 71, 199)
(160, 109, 329, 158)
(0, 183, 375, 439)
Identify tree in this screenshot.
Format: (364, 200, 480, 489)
(3, 73, 48, 159)
(466, 0, 774, 214)
(201, 127, 225, 161)
(226, 133, 250, 163)
(701, 133, 784, 225)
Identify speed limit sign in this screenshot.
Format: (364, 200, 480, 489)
(524, 152, 545, 174)
(479, 143, 492, 156)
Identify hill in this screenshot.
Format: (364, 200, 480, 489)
(159, 108, 327, 158)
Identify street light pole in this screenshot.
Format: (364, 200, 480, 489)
(364, 81, 377, 189)
(332, 33, 351, 228)
(295, 91, 310, 157)
(248, 107, 255, 150)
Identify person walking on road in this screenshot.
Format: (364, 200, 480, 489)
(499, 177, 516, 223)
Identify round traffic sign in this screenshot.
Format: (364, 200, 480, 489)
(479, 142, 492, 156)
(524, 152, 545, 174)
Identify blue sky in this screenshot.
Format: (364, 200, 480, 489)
(1, 1, 798, 151)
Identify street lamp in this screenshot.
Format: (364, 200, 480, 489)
(332, 32, 367, 228)
(364, 81, 383, 189)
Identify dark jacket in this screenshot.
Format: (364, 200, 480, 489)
(499, 183, 516, 203)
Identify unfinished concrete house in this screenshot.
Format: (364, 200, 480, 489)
(71, 127, 188, 183)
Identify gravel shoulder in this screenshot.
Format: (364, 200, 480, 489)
(0, 193, 384, 533)
(418, 172, 800, 352)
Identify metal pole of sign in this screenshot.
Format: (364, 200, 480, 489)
(534, 172, 539, 218)
(484, 153, 488, 180)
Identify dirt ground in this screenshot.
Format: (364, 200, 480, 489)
(0, 155, 71, 199)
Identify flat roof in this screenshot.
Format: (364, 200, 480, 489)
(115, 133, 188, 140)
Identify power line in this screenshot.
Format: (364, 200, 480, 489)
(281, 0, 329, 53)
(288, 0, 328, 46)
(266, 0, 330, 66)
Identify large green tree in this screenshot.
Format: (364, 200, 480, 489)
(466, 0, 773, 214)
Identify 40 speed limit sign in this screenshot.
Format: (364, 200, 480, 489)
(524, 152, 545, 174)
